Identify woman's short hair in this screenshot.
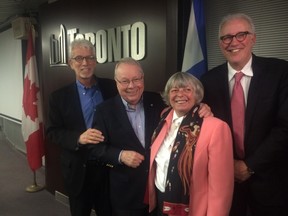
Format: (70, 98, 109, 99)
(162, 72, 204, 106)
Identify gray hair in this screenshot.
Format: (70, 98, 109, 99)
(218, 13, 255, 38)
(114, 57, 144, 77)
(162, 72, 204, 106)
(69, 39, 95, 59)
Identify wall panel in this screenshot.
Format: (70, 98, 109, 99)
(39, 0, 178, 195)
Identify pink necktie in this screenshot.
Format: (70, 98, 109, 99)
(231, 72, 245, 159)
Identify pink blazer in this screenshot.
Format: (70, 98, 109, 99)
(148, 115, 234, 216)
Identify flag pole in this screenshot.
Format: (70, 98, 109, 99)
(22, 23, 45, 192)
(26, 170, 45, 192)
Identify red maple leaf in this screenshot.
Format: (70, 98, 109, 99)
(23, 75, 40, 121)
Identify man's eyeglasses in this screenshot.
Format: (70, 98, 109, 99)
(71, 56, 96, 63)
(115, 76, 143, 87)
(220, 31, 251, 44)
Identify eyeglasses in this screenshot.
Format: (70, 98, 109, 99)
(115, 76, 143, 87)
(170, 87, 193, 94)
(71, 55, 96, 63)
(220, 31, 251, 44)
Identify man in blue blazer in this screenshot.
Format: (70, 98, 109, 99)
(46, 39, 117, 216)
(92, 57, 166, 216)
(201, 13, 288, 216)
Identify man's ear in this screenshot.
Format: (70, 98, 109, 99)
(68, 59, 73, 69)
(251, 33, 256, 45)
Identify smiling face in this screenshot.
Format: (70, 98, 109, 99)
(219, 17, 256, 71)
(163, 72, 203, 117)
(169, 85, 196, 117)
(115, 63, 144, 105)
(69, 46, 96, 86)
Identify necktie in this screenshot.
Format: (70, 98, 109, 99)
(231, 72, 245, 159)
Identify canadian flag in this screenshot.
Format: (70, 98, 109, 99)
(21, 26, 44, 171)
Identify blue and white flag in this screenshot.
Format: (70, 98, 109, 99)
(181, 0, 207, 79)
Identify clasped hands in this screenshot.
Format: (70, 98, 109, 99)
(199, 103, 252, 184)
(234, 160, 253, 183)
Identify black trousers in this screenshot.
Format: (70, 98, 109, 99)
(156, 188, 168, 216)
(230, 182, 288, 216)
(112, 206, 149, 216)
(68, 162, 111, 216)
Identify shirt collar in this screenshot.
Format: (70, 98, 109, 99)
(228, 56, 253, 82)
(76, 80, 98, 90)
(121, 96, 143, 111)
(172, 111, 184, 125)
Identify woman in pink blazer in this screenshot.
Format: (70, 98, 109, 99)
(147, 72, 234, 216)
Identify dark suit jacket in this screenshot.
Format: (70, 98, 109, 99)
(46, 76, 117, 197)
(93, 91, 166, 210)
(201, 54, 288, 205)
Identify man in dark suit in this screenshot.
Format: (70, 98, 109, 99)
(92, 57, 166, 216)
(46, 39, 117, 216)
(201, 13, 288, 216)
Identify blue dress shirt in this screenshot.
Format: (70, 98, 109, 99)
(76, 80, 104, 129)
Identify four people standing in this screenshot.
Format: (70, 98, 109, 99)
(46, 12, 288, 216)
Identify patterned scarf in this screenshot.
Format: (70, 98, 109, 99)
(152, 105, 203, 216)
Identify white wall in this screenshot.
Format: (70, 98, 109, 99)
(0, 28, 23, 122)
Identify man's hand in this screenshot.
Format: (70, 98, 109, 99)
(120, 150, 144, 168)
(79, 128, 104, 145)
(199, 103, 213, 118)
(234, 160, 252, 183)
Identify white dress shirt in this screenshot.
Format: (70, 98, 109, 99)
(155, 111, 184, 192)
(228, 57, 253, 106)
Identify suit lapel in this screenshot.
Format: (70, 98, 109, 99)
(114, 95, 133, 126)
(114, 95, 144, 148)
(143, 94, 159, 149)
(67, 84, 86, 129)
(218, 64, 233, 127)
(245, 56, 263, 135)
(150, 109, 173, 167)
